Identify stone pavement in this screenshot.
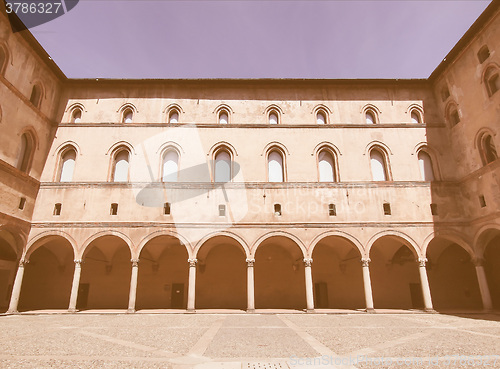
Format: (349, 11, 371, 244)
(0, 312, 499, 368)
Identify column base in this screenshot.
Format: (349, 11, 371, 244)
(67, 308, 79, 313)
(424, 308, 437, 313)
(305, 309, 315, 313)
(246, 309, 255, 313)
(365, 308, 376, 313)
(186, 308, 196, 313)
(126, 308, 136, 313)
(6, 310, 19, 315)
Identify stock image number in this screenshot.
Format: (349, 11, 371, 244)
(5, 2, 63, 14)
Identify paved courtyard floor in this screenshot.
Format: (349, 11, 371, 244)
(0, 312, 499, 368)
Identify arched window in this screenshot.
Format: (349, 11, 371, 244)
(268, 150, 284, 182)
(30, 84, 42, 108)
(418, 151, 435, 181)
(447, 105, 460, 127)
(58, 148, 76, 182)
(218, 110, 229, 124)
(17, 133, 34, 173)
(410, 110, 422, 124)
(370, 148, 388, 181)
(441, 86, 450, 102)
(318, 150, 335, 182)
(122, 109, 133, 123)
(162, 150, 178, 182)
(316, 111, 327, 124)
(71, 108, 82, 123)
(484, 67, 500, 97)
(365, 110, 376, 124)
(479, 134, 498, 165)
(478, 46, 490, 64)
(214, 150, 231, 182)
(112, 149, 130, 182)
(269, 111, 279, 125)
(168, 109, 179, 124)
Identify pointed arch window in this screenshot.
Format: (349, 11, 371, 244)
(122, 109, 133, 123)
(370, 148, 389, 181)
(214, 150, 231, 182)
(410, 110, 422, 124)
(168, 109, 179, 124)
(484, 67, 500, 97)
(269, 111, 279, 125)
(218, 110, 229, 124)
(30, 84, 42, 108)
(418, 151, 435, 181)
(479, 133, 498, 165)
(58, 148, 76, 182)
(365, 110, 376, 124)
(268, 150, 284, 182)
(17, 133, 34, 173)
(112, 148, 130, 182)
(162, 150, 179, 182)
(316, 111, 327, 124)
(318, 150, 335, 182)
(71, 108, 82, 123)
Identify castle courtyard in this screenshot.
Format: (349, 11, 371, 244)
(0, 312, 499, 368)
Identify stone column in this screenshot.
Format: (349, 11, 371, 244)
(361, 258, 374, 312)
(127, 259, 139, 313)
(246, 258, 255, 312)
(304, 258, 314, 312)
(473, 258, 493, 311)
(187, 258, 197, 311)
(417, 258, 434, 312)
(68, 259, 83, 312)
(7, 259, 28, 314)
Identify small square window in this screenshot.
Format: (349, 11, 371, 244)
(219, 204, 226, 217)
(164, 202, 171, 215)
(53, 203, 62, 216)
(479, 195, 487, 208)
(383, 203, 391, 215)
(18, 197, 26, 210)
(328, 204, 336, 216)
(274, 203, 282, 216)
(110, 203, 118, 215)
(430, 203, 438, 216)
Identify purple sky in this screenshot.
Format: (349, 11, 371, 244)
(30, 0, 491, 79)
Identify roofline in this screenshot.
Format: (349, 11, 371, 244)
(429, 0, 499, 82)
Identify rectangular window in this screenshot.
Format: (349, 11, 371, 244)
(274, 203, 282, 216)
(328, 203, 336, 216)
(430, 203, 438, 216)
(18, 197, 26, 210)
(110, 203, 118, 215)
(53, 203, 62, 216)
(479, 195, 487, 208)
(383, 203, 391, 215)
(164, 202, 171, 215)
(218, 204, 226, 217)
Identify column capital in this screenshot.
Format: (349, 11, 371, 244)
(131, 259, 140, 267)
(74, 259, 83, 266)
(361, 258, 371, 267)
(246, 258, 255, 267)
(18, 259, 29, 267)
(188, 258, 197, 267)
(417, 258, 428, 267)
(472, 258, 485, 267)
(303, 258, 313, 267)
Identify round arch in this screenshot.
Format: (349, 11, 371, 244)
(194, 231, 250, 259)
(252, 231, 306, 258)
(137, 230, 193, 259)
(422, 230, 474, 259)
(473, 224, 500, 257)
(81, 230, 133, 259)
(366, 230, 420, 258)
(25, 230, 78, 260)
(308, 230, 364, 258)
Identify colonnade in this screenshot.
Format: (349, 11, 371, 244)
(7, 254, 494, 314)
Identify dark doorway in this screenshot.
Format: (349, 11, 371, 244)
(171, 283, 184, 308)
(409, 283, 424, 309)
(76, 283, 89, 309)
(314, 282, 329, 308)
